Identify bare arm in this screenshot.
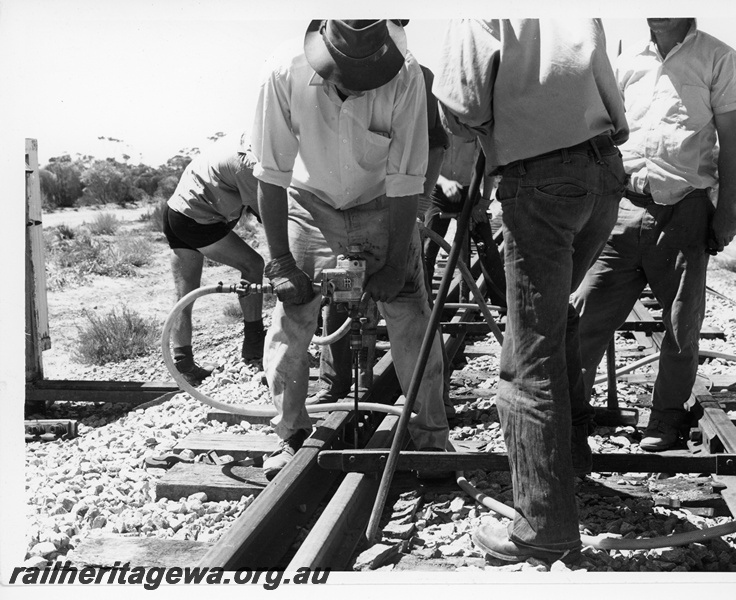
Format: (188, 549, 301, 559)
(257, 180, 291, 259)
(711, 110, 736, 252)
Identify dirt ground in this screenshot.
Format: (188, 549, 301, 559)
(38, 205, 262, 382)
(36, 204, 736, 384)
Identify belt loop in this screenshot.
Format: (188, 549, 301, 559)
(518, 160, 526, 176)
(561, 147, 570, 163)
(589, 138, 604, 164)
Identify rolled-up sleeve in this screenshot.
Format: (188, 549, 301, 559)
(385, 60, 428, 198)
(251, 64, 299, 189)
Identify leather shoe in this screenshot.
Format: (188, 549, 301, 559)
(472, 522, 581, 564)
(639, 419, 680, 452)
(262, 429, 310, 481)
(305, 388, 349, 405)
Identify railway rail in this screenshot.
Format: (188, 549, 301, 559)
(51, 245, 736, 573)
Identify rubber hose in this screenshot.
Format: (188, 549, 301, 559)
(594, 349, 736, 386)
(455, 473, 736, 550)
(161, 284, 415, 420)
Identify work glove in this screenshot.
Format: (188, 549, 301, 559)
(265, 252, 316, 305)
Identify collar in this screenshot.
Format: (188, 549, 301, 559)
(647, 19, 698, 56)
(307, 71, 366, 98)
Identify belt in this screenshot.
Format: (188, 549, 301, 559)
(500, 134, 616, 173)
(624, 188, 708, 207)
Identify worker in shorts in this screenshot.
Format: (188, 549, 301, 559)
(163, 133, 266, 386)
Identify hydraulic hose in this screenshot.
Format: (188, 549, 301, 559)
(161, 283, 415, 421)
(455, 472, 736, 551)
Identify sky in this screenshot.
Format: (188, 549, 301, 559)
(3, 0, 736, 168)
(4, 0, 736, 587)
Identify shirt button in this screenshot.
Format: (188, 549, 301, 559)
(344, 165, 349, 170)
(342, 139, 348, 143)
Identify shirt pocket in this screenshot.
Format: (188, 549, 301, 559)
(356, 130, 391, 170)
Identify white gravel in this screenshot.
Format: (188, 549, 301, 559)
(21, 265, 736, 572)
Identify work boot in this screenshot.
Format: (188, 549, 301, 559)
(175, 358, 214, 387)
(473, 522, 581, 564)
(571, 423, 593, 476)
(262, 429, 310, 481)
(639, 419, 680, 452)
(305, 388, 349, 405)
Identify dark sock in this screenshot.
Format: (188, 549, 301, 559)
(174, 344, 194, 362)
(243, 319, 265, 340)
(242, 320, 265, 360)
(243, 319, 264, 332)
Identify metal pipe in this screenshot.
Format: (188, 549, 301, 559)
(364, 152, 488, 543)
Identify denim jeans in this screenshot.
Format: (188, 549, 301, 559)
(571, 191, 711, 429)
(495, 136, 625, 551)
(264, 187, 449, 450)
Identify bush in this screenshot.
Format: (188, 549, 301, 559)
(139, 198, 166, 232)
(222, 301, 242, 320)
(44, 231, 155, 288)
(50, 223, 76, 241)
(155, 175, 179, 200)
(80, 159, 139, 207)
(40, 156, 84, 209)
(74, 306, 160, 365)
(110, 234, 154, 270)
(86, 212, 121, 235)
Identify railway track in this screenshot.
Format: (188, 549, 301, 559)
(54, 240, 736, 573)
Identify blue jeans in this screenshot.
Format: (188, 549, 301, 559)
(495, 136, 625, 551)
(264, 187, 449, 450)
(571, 191, 711, 429)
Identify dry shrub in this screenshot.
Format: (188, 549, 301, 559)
(86, 212, 121, 235)
(74, 306, 160, 364)
(139, 199, 166, 232)
(45, 231, 155, 289)
(222, 301, 243, 320)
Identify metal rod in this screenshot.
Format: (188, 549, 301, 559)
(606, 338, 618, 410)
(364, 152, 487, 543)
(421, 227, 504, 345)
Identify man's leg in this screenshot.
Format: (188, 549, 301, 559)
(493, 148, 624, 553)
(570, 199, 650, 426)
(642, 195, 711, 447)
(170, 247, 205, 349)
(315, 302, 353, 401)
(169, 248, 216, 385)
(379, 227, 450, 451)
(294, 191, 450, 450)
(198, 231, 266, 360)
(284, 200, 350, 402)
(470, 218, 507, 307)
